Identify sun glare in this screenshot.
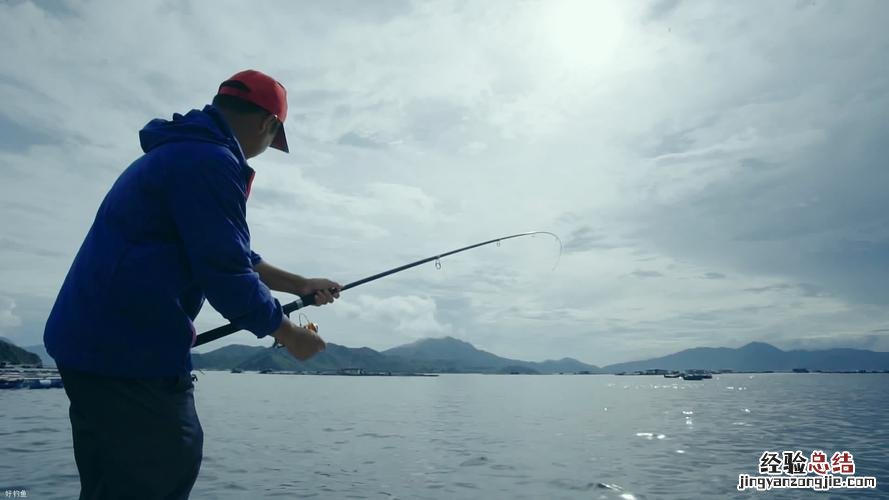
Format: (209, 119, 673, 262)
(540, 1, 626, 72)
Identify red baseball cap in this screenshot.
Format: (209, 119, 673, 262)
(216, 69, 289, 153)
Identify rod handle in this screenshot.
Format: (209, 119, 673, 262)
(194, 290, 337, 347)
(283, 293, 315, 315)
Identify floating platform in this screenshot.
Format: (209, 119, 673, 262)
(0, 368, 64, 389)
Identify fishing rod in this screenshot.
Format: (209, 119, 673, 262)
(193, 231, 562, 347)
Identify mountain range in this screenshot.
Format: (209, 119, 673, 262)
(193, 338, 889, 374)
(602, 341, 889, 373)
(192, 336, 600, 374)
(4, 337, 888, 374)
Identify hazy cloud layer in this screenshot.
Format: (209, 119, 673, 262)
(0, 296, 22, 329)
(1, 0, 887, 364)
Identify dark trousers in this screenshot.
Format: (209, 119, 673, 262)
(59, 367, 204, 500)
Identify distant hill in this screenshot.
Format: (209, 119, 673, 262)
(534, 357, 600, 373)
(383, 336, 516, 372)
(0, 340, 42, 366)
(382, 336, 600, 374)
(24, 344, 55, 368)
(191, 336, 601, 374)
(192, 345, 265, 369)
(193, 342, 422, 372)
(603, 342, 889, 373)
(384, 336, 502, 364)
(238, 343, 422, 373)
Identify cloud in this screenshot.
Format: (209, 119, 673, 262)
(337, 294, 450, 337)
(645, 0, 682, 21)
(0, 112, 54, 152)
(741, 283, 829, 298)
(0, 296, 22, 328)
(743, 284, 796, 294)
(625, 1, 889, 309)
(630, 270, 664, 278)
(337, 131, 389, 150)
(562, 226, 623, 253)
(0, 237, 64, 258)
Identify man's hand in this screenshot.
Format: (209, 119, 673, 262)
(272, 318, 326, 361)
(297, 278, 342, 306)
(253, 262, 342, 305)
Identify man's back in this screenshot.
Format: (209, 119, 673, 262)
(44, 105, 279, 377)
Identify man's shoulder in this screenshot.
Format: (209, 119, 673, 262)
(155, 139, 239, 163)
(154, 140, 243, 176)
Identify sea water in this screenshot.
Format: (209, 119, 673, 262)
(2, 372, 887, 499)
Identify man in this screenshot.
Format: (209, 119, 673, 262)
(44, 69, 339, 499)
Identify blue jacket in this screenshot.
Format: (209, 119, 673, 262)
(44, 105, 284, 377)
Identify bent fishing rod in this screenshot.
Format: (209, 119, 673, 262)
(193, 231, 561, 347)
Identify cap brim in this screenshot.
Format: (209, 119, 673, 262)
(271, 126, 289, 153)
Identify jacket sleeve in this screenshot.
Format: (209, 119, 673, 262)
(249, 250, 263, 266)
(165, 145, 283, 338)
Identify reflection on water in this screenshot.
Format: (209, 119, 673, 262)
(1, 373, 887, 499)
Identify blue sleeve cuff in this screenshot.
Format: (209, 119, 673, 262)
(234, 296, 285, 339)
(249, 250, 263, 266)
(256, 308, 285, 339)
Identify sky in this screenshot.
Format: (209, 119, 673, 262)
(0, 0, 887, 366)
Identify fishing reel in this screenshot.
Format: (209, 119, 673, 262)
(272, 312, 318, 349)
